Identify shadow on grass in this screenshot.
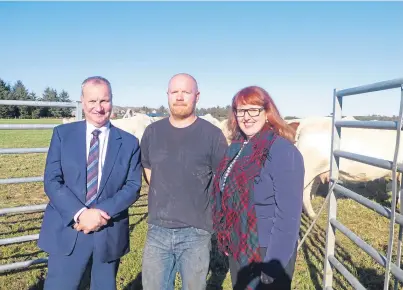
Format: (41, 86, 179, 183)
(0, 250, 43, 261)
(316, 178, 397, 208)
(299, 210, 390, 290)
(1, 226, 41, 236)
(0, 215, 43, 225)
(129, 213, 148, 233)
(122, 272, 142, 290)
(0, 264, 47, 277)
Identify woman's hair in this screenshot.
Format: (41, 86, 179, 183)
(227, 86, 296, 143)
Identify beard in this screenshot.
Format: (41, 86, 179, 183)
(169, 103, 195, 119)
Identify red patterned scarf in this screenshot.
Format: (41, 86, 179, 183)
(211, 127, 277, 288)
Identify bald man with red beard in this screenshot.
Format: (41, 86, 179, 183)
(140, 73, 228, 290)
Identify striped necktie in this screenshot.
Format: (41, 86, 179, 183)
(86, 129, 101, 206)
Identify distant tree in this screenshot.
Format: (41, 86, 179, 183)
(11, 80, 31, 118)
(157, 105, 167, 114)
(58, 90, 73, 117)
(29, 92, 41, 118)
(0, 78, 12, 118)
(285, 116, 299, 120)
(38, 87, 59, 117)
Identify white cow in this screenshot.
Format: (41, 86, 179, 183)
(199, 114, 221, 128)
(111, 113, 154, 141)
(219, 119, 231, 144)
(62, 117, 76, 124)
(61, 113, 155, 141)
(289, 116, 403, 219)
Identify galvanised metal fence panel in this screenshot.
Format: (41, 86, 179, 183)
(323, 88, 342, 288)
(0, 204, 47, 216)
(0, 176, 44, 185)
(330, 218, 403, 282)
(333, 183, 403, 225)
(335, 120, 403, 130)
(323, 79, 403, 290)
(333, 150, 403, 172)
(0, 100, 77, 108)
(336, 78, 403, 97)
(328, 255, 367, 290)
(0, 234, 40, 246)
(0, 148, 48, 154)
(0, 124, 59, 130)
(0, 100, 82, 273)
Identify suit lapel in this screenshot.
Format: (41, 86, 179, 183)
(98, 124, 122, 196)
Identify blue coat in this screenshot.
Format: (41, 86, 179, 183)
(38, 120, 142, 263)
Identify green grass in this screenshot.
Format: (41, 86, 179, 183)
(0, 119, 402, 289)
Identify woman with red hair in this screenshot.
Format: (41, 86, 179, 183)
(211, 86, 304, 289)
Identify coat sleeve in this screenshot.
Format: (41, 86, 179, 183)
(95, 137, 142, 217)
(43, 127, 86, 227)
(263, 140, 305, 270)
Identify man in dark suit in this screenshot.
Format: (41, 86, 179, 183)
(38, 76, 142, 290)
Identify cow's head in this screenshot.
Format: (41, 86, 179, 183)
(286, 120, 301, 144)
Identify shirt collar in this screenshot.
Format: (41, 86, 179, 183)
(86, 120, 110, 135)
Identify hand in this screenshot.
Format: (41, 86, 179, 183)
(74, 209, 110, 234)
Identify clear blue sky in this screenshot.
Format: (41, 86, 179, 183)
(1, 1, 402, 117)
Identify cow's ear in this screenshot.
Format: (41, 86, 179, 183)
(289, 122, 300, 131)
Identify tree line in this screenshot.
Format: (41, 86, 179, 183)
(127, 105, 233, 120)
(0, 78, 73, 119)
(1, 78, 399, 121)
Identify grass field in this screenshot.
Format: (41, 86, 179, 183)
(0, 118, 402, 289)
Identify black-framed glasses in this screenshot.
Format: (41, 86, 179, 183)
(234, 107, 264, 117)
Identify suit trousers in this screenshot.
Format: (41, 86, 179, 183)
(44, 231, 120, 290)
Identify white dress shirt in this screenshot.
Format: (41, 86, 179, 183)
(74, 121, 110, 222)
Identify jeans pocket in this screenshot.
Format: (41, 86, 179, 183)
(194, 227, 210, 236)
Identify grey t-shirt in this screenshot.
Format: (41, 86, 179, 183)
(140, 117, 228, 232)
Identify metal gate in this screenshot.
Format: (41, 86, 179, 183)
(0, 100, 82, 273)
(323, 78, 403, 289)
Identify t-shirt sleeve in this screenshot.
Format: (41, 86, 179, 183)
(140, 125, 151, 169)
(211, 130, 228, 172)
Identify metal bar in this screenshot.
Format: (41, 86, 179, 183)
(0, 100, 77, 108)
(385, 86, 403, 289)
(0, 204, 46, 216)
(333, 150, 403, 172)
(0, 258, 48, 274)
(394, 225, 403, 290)
(333, 183, 403, 226)
(0, 148, 48, 154)
(335, 120, 402, 130)
(395, 176, 403, 290)
(0, 124, 57, 130)
(336, 78, 403, 97)
(328, 255, 366, 290)
(0, 176, 43, 185)
(75, 102, 83, 121)
(323, 89, 342, 288)
(0, 234, 39, 246)
(330, 218, 403, 282)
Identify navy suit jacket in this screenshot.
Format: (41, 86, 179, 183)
(38, 120, 142, 263)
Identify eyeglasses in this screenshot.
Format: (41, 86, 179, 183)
(234, 107, 264, 117)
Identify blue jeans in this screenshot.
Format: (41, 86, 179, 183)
(141, 224, 212, 290)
